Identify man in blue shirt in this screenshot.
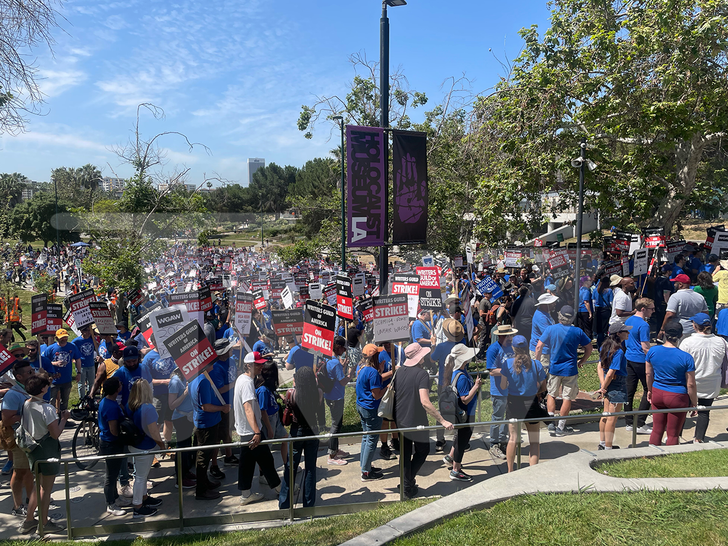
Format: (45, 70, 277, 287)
(624, 298, 655, 433)
(486, 324, 517, 458)
(324, 336, 351, 465)
(72, 324, 99, 400)
(530, 294, 558, 373)
(535, 305, 592, 437)
(252, 333, 273, 356)
(111, 346, 152, 406)
(207, 338, 240, 474)
(285, 339, 314, 371)
(43, 328, 82, 413)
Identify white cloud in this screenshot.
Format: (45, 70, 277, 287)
(12, 131, 109, 153)
(38, 69, 88, 98)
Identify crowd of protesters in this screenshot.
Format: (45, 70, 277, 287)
(0, 239, 727, 535)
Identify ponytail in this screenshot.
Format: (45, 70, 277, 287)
(512, 345, 532, 375)
(599, 333, 622, 371)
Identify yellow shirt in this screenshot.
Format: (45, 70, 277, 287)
(712, 270, 728, 304)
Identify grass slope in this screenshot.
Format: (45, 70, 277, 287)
(597, 448, 728, 478)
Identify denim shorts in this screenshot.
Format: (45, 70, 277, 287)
(605, 375, 628, 404)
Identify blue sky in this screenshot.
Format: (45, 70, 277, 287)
(1, 0, 552, 187)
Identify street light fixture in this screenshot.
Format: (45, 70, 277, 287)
(386, 0, 407, 5)
(333, 115, 346, 270)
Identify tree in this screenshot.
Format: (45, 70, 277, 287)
(472, 0, 728, 240)
(0, 0, 63, 134)
(288, 157, 339, 238)
(0, 172, 28, 237)
(51, 164, 103, 211)
(249, 163, 297, 220)
(10, 191, 79, 245)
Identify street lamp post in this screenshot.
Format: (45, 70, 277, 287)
(378, 0, 406, 294)
(333, 115, 346, 270)
(573, 137, 586, 314)
(54, 177, 59, 254)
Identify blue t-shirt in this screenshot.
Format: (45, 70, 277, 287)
(149, 354, 176, 397)
(208, 359, 232, 404)
(130, 402, 158, 450)
(411, 320, 432, 346)
(116, 331, 131, 343)
(189, 374, 222, 428)
(431, 340, 462, 385)
(646, 345, 695, 394)
(592, 288, 614, 308)
(98, 397, 123, 443)
(486, 341, 514, 396)
(356, 366, 383, 411)
(112, 364, 153, 406)
(608, 348, 628, 377)
(28, 355, 54, 402)
(453, 368, 477, 416)
(168, 374, 193, 421)
(379, 346, 403, 389)
(98, 340, 112, 360)
(529, 310, 554, 353)
(253, 340, 272, 355)
(501, 358, 546, 397)
(688, 256, 702, 274)
(324, 357, 345, 401)
(42, 342, 82, 384)
(2, 385, 28, 421)
(539, 323, 591, 377)
(702, 263, 717, 274)
(256, 385, 278, 416)
(288, 345, 314, 370)
(718, 308, 728, 337)
(624, 315, 650, 363)
(71, 336, 96, 368)
(578, 287, 592, 313)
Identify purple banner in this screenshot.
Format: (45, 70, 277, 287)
(392, 130, 428, 245)
(347, 126, 386, 247)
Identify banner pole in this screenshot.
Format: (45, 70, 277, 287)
(203, 369, 226, 405)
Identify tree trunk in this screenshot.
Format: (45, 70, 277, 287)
(653, 134, 706, 236)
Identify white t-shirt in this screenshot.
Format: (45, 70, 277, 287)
(679, 333, 726, 399)
(609, 287, 633, 325)
(24, 399, 57, 440)
(233, 374, 260, 437)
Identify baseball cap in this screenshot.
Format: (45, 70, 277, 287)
(511, 335, 528, 349)
(55, 328, 69, 339)
(560, 305, 575, 318)
(608, 323, 633, 335)
(243, 351, 269, 364)
(664, 320, 684, 338)
(545, 283, 558, 291)
(122, 346, 140, 360)
(690, 312, 711, 327)
(670, 273, 691, 284)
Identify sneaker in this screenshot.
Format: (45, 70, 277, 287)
(370, 465, 382, 473)
(175, 478, 196, 489)
(380, 445, 396, 460)
(40, 521, 66, 534)
(390, 438, 400, 452)
(224, 455, 240, 466)
(489, 445, 506, 459)
(239, 492, 264, 506)
(403, 484, 419, 499)
(2, 459, 13, 474)
(443, 455, 453, 468)
(361, 470, 384, 482)
(107, 504, 125, 516)
(636, 426, 653, 435)
(195, 490, 221, 500)
(147, 480, 155, 490)
(133, 505, 158, 518)
(143, 495, 162, 508)
(209, 466, 225, 480)
(435, 441, 446, 453)
(18, 518, 38, 534)
(327, 456, 347, 466)
(12, 505, 27, 517)
(625, 425, 633, 432)
(449, 470, 472, 482)
(119, 484, 133, 498)
(554, 426, 574, 437)
(598, 444, 605, 450)
(548, 422, 556, 436)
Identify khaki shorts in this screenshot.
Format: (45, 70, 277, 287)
(10, 446, 30, 470)
(530, 350, 551, 375)
(547, 374, 579, 401)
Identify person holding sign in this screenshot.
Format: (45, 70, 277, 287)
(324, 336, 352, 466)
(42, 329, 82, 415)
(72, 324, 99, 401)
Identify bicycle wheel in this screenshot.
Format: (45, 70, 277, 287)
(72, 419, 100, 470)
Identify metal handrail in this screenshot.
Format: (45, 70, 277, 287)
(32, 402, 728, 539)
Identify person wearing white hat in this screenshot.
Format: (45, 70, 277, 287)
(392, 343, 454, 498)
(529, 293, 558, 374)
(442, 344, 481, 481)
(609, 276, 636, 326)
(485, 324, 518, 458)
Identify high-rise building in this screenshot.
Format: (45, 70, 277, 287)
(247, 158, 265, 186)
(101, 177, 126, 194)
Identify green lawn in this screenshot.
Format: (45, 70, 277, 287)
(597, 449, 728, 479)
(394, 490, 728, 546)
(0, 499, 431, 546)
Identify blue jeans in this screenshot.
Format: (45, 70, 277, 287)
(357, 405, 382, 473)
(490, 396, 509, 445)
(279, 425, 319, 509)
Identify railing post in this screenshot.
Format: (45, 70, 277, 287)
(399, 432, 405, 502)
(64, 462, 72, 540)
(35, 460, 43, 537)
(177, 448, 185, 530)
(477, 383, 482, 424)
(632, 416, 638, 449)
(288, 436, 295, 522)
(516, 420, 522, 470)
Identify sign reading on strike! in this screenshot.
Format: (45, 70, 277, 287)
(270, 279, 287, 299)
(391, 274, 420, 318)
(46, 304, 63, 334)
(324, 283, 337, 306)
(150, 306, 190, 359)
(199, 286, 212, 313)
(418, 288, 442, 311)
(128, 288, 145, 307)
(235, 292, 253, 335)
(68, 288, 96, 329)
(373, 294, 409, 343)
(302, 300, 336, 356)
(253, 289, 266, 310)
(89, 301, 117, 335)
(705, 225, 725, 251)
(336, 275, 353, 320)
(272, 309, 304, 337)
(31, 294, 47, 335)
(163, 321, 217, 381)
(548, 252, 571, 280)
(0, 343, 16, 377)
(357, 298, 374, 322)
(644, 227, 667, 249)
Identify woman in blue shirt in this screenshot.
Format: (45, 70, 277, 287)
(592, 274, 614, 348)
(168, 368, 195, 489)
(355, 348, 385, 481)
(577, 276, 593, 340)
(127, 380, 165, 518)
(97, 377, 127, 515)
(646, 320, 698, 446)
(597, 323, 631, 450)
(499, 335, 547, 473)
(256, 361, 289, 467)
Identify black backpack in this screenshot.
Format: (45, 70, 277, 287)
(316, 360, 336, 394)
(439, 371, 467, 424)
(118, 413, 146, 447)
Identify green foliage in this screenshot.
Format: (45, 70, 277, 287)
(276, 238, 322, 267)
(32, 271, 56, 298)
(0, 172, 28, 238)
(51, 164, 103, 210)
(10, 191, 79, 245)
(597, 449, 728, 478)
(288, 157, 339, 239)
(203, 183, 255, 218)
(249, 163, 297, 217)
(83, 238, 158, 294)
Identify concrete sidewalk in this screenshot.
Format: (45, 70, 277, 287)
(2, 395, 727, 541)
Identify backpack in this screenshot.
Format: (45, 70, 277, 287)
(118, 413, 146, 447)
(15, 401, 42, 454)
(486, 304, 501, 325)
(316, 360, 336, 394)
(438, 371, 467, 424)
(281, 388, 295, 427)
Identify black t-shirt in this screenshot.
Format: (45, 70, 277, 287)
(393, 365, 430, 442)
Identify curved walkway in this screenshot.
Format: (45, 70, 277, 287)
(341, 442, 728, 546)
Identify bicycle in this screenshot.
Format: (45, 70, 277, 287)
(70, 396, 100, 470)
